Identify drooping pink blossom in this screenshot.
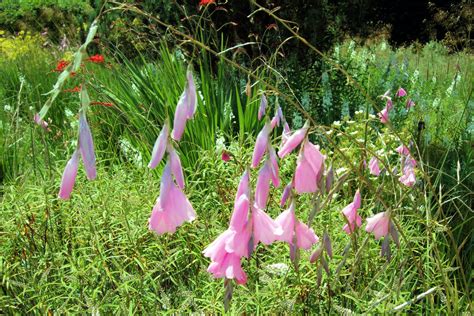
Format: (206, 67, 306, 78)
(252, 122, 272, 168)
(276, 202, 319, 249)
(58, 150, 80, 200)
(207, 252, 247, 284)
(399, 166, 416, 187)
(255, 161, 272, 209)
(385, 98, 393, 111)
(369, 157, 381, 176)
(294, 141, 325, 194)
(268, 145, 280, 187)
(235, 170, 250, 202)
(342, 190, 362, 234)
(258, 94, 267, 121)
(378, 107, 389, 124)
(406, 99, 415, 109)
(270, 106, 284, 128)
(186, 70, 197, 118)
(280, 122, 291, 147)
(148, 122, 169, 169)
(172, 69, 197, 141)
(252, 204, 282, 245)
(149, 162, 196, 235)
(280, 182, 292, 207)
(396, 87, 407, 97)
(33, 113, 49, 131)
(365, 211, 390, 240)
(168, 144, 185, 189)
(396, 144, 410, 156)
(78, 112, 96, 180)
(278, 125, 308, 158)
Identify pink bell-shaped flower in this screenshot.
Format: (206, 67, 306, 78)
(252, 204, 283, 246)
(276, 202, 319, 249)
(278, 124, 308, 158)
(252, 122, 272, 168)
(268, 145, 280, 187)
(396, 87, 407, 97)
(396, 144, 410, 156)
(369, 157, 381, 176)
(168, 144, 185, 189)
(78, 112, 97, 180)
(207, 253, 247, 285)
(148, 122, 169, 169)
(378, 107, 389, 124)
(365, 211, 390, 240)
(58, 150, 80, 200)
(149, 162, 196, 235)
(172, 69, 197, 141)
(342, 190, 362, 234)
(255, 160, 272, 209)
(294, 140, 325, 194)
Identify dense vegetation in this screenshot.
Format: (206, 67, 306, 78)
(1, 1, 472, 314)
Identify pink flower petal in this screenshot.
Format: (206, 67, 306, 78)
(148, 122, 169, 169)
(58, 150, 79, 200)
(252, 122, 272, 168)
(168, 144, 185, 189)
(255, 161, 272, 209)
(252, 204, 282, 245)
(369, 157, 381, 176)
(78, 112, 96, 180)
(366, 212, 390, 240)
(278, 126, 307, 158)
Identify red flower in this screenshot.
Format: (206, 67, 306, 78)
(90, 101, 113, 107)
(64, 86, 82, 93)
(54, 60, 70, 72)
(87, 54, 105, 63)
(199, 0, 215, 5)
(221, 150, 231, 162)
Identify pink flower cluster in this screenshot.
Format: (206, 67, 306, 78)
(377, 87, 414, 124)
(148, 69, 198, 235)
(397, 144, 417, 187)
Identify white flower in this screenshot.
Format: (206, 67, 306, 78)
(4, 104, 12, 112)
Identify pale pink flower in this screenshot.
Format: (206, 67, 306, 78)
(207, 252, 247, 284)
(396, 144, 410, 156)
(366, 211, 390, 240)
(294, 141, 325, 194)
(172, 69, 197, 141)
(33, 113, 49, 131)
(78, 112, 96, 180)
(342, 190, 362, 234)
(168, 144, 185, 189)
(235, 170, 250, 202)
(399, 166, 416, 187)
(148, 122, 169, 169)
(252, 122, 272, 168)
(278, 125, 308, 158)
(386, 98, 393, 111)
(378, 107, 389, 124)
(149, 162, 196, 235)
(276, 202, 319, 249)
(369, 157, 381, 176)
(406, 99, 415, 109)
(255, 161, 272, 209)
(58, 150, 79, 200)
(396, 87, 407, 97)
(280, 182, 292, 207)
(252, 204, 283, 245)
(268, 146, 280, 187)
(280, 122, 291, 147)
(258, 94, 267, 121)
